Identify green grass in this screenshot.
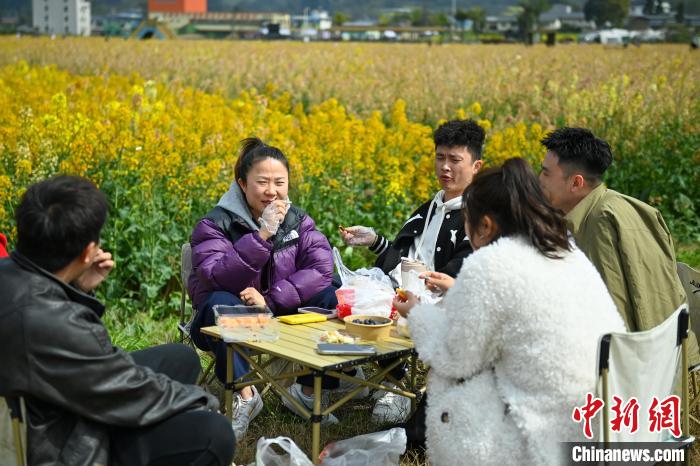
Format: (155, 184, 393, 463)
(678, 243, 700, 269)
(232, 387, 421, 465)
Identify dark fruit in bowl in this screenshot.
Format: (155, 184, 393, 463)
(352, 318, 382, 325)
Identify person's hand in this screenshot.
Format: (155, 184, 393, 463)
(240, 287, 266, 307)
(74, 248, 115, 293)
(420, 271, 455, 294)
(339, 225, 377, 247)
(259, 200, 289, 239)
(393, 290, 420, 318)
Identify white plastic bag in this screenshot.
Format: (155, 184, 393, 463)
(333, 248, 395, 318)
(319, 428, 407, 466)
(254, 436, 313, 466)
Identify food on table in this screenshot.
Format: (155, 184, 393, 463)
(320, 330, 356, 344)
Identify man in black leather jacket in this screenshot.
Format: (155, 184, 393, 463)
(0, 176, 234, 466)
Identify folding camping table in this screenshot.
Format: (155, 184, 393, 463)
(200, 318, 417, 464)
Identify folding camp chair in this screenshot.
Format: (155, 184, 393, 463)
(1, 396, 26, 466)
(677, 263, 700, 350)
(597, 305, 695, 458)
(178, 243, 215, 386)
(178, 243, 195, 345)
(677, 263, 700, 425)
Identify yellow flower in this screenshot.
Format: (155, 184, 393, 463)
(469, 102, 482, 116)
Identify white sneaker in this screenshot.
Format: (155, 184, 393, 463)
(337, 366, 370, 400)
(231, 385, 263, 441)
(282, 383, 339, 425)
(371, 382, 411, 424)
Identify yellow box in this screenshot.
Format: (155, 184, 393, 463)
(278, 313, 328, 325)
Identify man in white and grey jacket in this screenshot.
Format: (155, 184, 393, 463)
(340, 119, 485, 426)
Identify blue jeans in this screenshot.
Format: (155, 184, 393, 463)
(191, 286, 339, 385)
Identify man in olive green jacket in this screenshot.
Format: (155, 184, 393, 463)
(538, 127, 698, 363)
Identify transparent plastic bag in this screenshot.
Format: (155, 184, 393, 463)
(319, 428, 407, 466)
(253, 436, 313, 466)
(333, 247, 393, 289)
(333, 248, 395, 318)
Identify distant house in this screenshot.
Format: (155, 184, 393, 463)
(539, 4, 595, 30)
(484, 15, 518, 35)
(291, 9, 332, 33)
(32, 0, 91, 36)
(329, 24, 449, 41)
(147, 11, 292, 39)
(92, 11, 143, 37)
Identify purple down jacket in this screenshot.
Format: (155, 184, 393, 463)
(188, 204, 334, 315)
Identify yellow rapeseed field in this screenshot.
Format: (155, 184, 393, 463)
(1, 37, 699, 466)
(0, 37, 698, 319)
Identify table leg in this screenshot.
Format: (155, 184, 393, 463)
(312, 373, 322, 465)
(410, 353, 417, 414)
(225, 345, 233, 421)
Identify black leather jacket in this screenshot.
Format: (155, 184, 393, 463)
(0, 253, 218, 465)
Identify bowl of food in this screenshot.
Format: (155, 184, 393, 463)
(343, 315, 393, 341)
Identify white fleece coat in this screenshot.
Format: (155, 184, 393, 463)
(408, 236, 626, 466)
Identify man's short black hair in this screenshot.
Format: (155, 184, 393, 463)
(540, 127, 613, 183)
(15, 175, 108, 273)
(434, 119, 485, 161)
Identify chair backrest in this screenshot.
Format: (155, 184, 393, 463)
(677, 262, 700, 341)
(1, 396, 26, 466)
(179, 243, 194, 338)
(597, 305, 689, 443)
(181, 242, 193, 289)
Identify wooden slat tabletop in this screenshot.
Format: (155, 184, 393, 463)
(201, 318, 414, 371)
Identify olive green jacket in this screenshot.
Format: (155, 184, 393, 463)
(566, 183, 699, 364)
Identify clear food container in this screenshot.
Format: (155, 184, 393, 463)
(213, 304, 279, 343)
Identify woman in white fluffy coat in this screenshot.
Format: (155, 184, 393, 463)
(395, 158, 626, 466)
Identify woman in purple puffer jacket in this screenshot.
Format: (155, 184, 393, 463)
(188, 138, 338, 439)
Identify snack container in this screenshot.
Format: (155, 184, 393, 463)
(343, 315, 393, 341)
(213, 304, 279, 342)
